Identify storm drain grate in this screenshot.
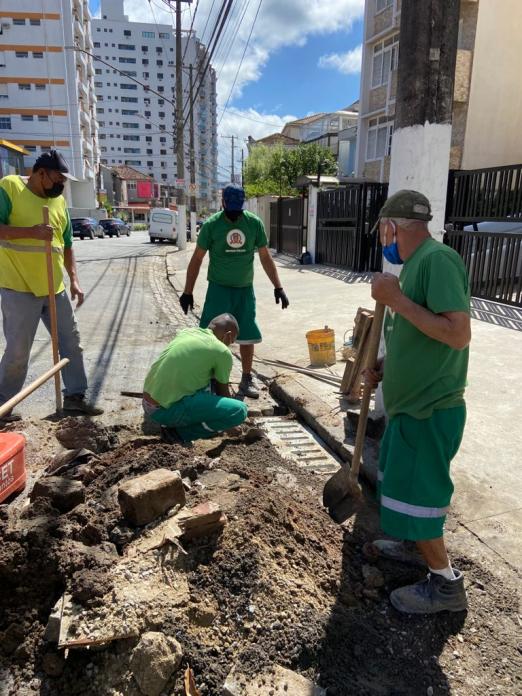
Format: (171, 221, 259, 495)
(256, 417, 340, 474)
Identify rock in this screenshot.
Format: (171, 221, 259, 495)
(176, 501, 226, 540)
(55, 417, 118, 453)
(0, 622, 25, 655)
(118, 469, 186, 526)
(189, 602, 217, 627)
(30, 477, 85, 513)
(42, 652, 65, 677)
(361, 564, 385, 588)
(130, 631, 183, 696)
(44, 597, 64, 643)
(224, 664, 326, 696)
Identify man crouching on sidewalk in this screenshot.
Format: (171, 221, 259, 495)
(142, 314, 247, 443)
(365, 190, 471, 614)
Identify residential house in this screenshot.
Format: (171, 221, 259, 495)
(356, 0, 522, 182)
(100, 164, 160, 221)
(246, 133, 300, 151)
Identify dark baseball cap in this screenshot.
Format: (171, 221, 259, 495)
(222, 183, 245, 211)
(379, 189, 433, 221)
(33, 149, 73, 178)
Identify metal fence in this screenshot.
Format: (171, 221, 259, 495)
(445, 164, 522, 307)
(269, 197, 304, 258)
(316, 183, 388, 272)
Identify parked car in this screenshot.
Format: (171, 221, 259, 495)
(100, 218, 131, 238)
(149, 208, 178, 243)
(71, 217, 105, 240)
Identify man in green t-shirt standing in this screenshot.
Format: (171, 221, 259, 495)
(179, 184, 289, 399)
(143, 314, 247, 442)
(365, 190, 471, 614)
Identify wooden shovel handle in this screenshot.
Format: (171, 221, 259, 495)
(350, 302, 385, 478)
(43, 206, 62, 411)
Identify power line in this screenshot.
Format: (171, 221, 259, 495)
(218, 0, 263, 126)
(180, 0, 199, 67)
(214, 0, 251, 77)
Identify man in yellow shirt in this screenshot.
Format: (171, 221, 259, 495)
(0, 150, 102, 420)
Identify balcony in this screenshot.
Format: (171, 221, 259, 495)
(77, 78, 89, 101)
(76, 50, 87, 72)
(82, 137, 93, 155)
(74, 17, 85, 43)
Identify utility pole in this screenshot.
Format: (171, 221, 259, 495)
(241, 148, 244, 187)
(175, 0, 185, 206)
(231, 135, 235, 183)
(189, 64, 196, 214)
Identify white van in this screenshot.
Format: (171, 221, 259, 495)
(149, 208, 178, 243)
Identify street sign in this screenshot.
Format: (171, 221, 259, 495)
(189, 183, 197, 193)
(176, 178, 185, 186)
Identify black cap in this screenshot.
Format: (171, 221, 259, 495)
(33, 149, 72, 178)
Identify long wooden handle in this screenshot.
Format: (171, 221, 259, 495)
(350, 302, 385, 479)
(43, 206, 62, 411)
(0, 359, 69, 419)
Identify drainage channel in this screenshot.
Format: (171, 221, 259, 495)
(255, 416, 340, 474)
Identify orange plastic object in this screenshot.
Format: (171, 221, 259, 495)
(0, 432, 26, 504)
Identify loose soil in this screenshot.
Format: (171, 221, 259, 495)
(0, 418, 520, 696)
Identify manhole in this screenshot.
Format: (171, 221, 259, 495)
(256, 417, 340, 474)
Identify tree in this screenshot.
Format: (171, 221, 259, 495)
(243, 142, 338, 198)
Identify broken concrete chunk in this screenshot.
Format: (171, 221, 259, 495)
(176, 501, 226, 540)
(30, 476, 85, 513)
(118, 469, 186, 526)
(130, 631, 183, 696)
(223, 664, 326, 696)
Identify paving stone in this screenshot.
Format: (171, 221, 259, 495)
(118, 469, 185, 526)
(176, 501, 226, 540)
(223, 664, 326, 696)
(30, 476, 85, 513)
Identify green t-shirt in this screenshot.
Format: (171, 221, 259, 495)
(144, 327, 233, 408)
(197, 210, 268, 288)
(383, 238, 470, 419)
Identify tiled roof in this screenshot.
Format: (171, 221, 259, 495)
(111, 165, 153, 181)
(255, 133, 300, 145)
(285, 112, 327, 126)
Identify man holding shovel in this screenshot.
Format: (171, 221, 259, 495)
(0, 150, 102, 421)
(366, 190, 471, 614)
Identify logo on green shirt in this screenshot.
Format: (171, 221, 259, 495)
(226, 229, 246, 251)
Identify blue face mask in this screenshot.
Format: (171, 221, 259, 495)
(383, 241, 403, 265)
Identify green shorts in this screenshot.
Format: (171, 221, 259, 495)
(377, 406, 466, 541)
(200, 282, 262, 345)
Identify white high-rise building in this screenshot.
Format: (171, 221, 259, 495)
(0, 0, 99, 208)
(92, 0, 218, 212)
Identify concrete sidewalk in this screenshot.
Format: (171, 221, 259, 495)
(166, 245, 522, 571)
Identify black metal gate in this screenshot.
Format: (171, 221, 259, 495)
(316, 183, 388, 272)
(445, 165, 522, 306)
(269, 197, 304, 258)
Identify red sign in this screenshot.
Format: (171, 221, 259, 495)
(137, 180, 153, 198)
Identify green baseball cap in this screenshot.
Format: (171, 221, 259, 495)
(378, 189, 433, 221)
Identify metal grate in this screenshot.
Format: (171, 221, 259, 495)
(257, 417, 340, 474)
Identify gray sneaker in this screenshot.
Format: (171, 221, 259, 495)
(238, 373, 260, 399)
(63, 395, 104, 416)
(390, 569, 468, 614)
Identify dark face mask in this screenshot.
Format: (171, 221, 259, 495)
(44, 182, 65, 198)
(224, 209, 242, 222)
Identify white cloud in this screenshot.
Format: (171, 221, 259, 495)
(318, 44, 362, 75)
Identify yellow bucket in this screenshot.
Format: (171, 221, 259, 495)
(306, 327, 336, 367)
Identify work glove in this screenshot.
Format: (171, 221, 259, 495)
(274, 287, 289, 310)
(179, 293, 194, 315)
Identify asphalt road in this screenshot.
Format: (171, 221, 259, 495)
(0, 231, 183, 421)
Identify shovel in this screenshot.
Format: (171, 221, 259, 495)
(322, 302, 385, 514)
(43, 206, 62, 412)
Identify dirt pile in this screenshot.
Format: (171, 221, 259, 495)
(0, 426, 520, 696)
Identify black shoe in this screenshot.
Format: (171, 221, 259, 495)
(0, 410, 22, 424)
(238, 373, 260, 399)
(390, 568, 468, 614)
(160, 426, 184, 444)
(63, 395, 104, 416)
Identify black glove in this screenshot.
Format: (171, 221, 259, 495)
(179, 293, 194, 315)
(274, 287, 289, 309)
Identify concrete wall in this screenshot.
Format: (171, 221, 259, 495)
(462, 0, 522, 169)
(244, 195, 277, 236)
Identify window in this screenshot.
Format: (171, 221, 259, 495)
(25, 145, 37, 152)
(145, 124, 151, 130)
(30, 18, 41, 26)
(122, 109, 138, 115)
(145, 136, 152, 142)
(156, 60, 163, 67)
(143, 72, 149, 78)
(124, 148, 140, 153)
(125, 160, 140, 166)
(160, 149, 167, 155)
(142, 31, 155, 38)
(18, 84, 31, 91)
(118, 44, 135, 50)
(121, 96, 138, 103)
(35, 84, 46, 91)
(122, 71, 137, 77)
(147, 161, 153, 167)
(376, 0, 393, 11)
(13, 18, 26, 25)
(159, 125, 165, 131)
(156, 47, 162, 54)
(119, 57, 136, 64)
(97, 107, 105, 113)
(158, 99, 164, 105)
(157, 73, 164, 80)
(161, 174, 168, 180)
(33, 51, 43, 59)
(147, 149, 153, 155)
(15, 52, 29, 58)
(141, 46, 148, 52)
(121, 83, 137, 90)
(159, 137, 166, 144)
(124, 30, 132, 37)
(158, 111, 165, 118)
(372, 35, 399, 88)
(98, 121, 105, 127)
(366, 117, 394, 160)
(159, 32, 170, 39)
(123, 135, 140, 141)
(21, 114, 33, 121)
(123, 122, 139, 128)
(144, 111, 151, 117)
(94, 81, 103, 88)
(38, 115, 48, 122)
(94, 41, 101, 48)
(157, 86, 164, 92)
(95, 68, 102, 75)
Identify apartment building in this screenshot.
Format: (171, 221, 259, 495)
(92, 0, 218, 212)
(357, 0, 522, 182)
(0, 0, 99, 208)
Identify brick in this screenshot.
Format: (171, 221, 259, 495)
(30, 476, 85, 513)
(224, 664, 326, 696)
(176, 501, 226, 540)
(118, 469, 185, 526)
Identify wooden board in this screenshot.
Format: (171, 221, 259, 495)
(340, 308, 374, 398)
